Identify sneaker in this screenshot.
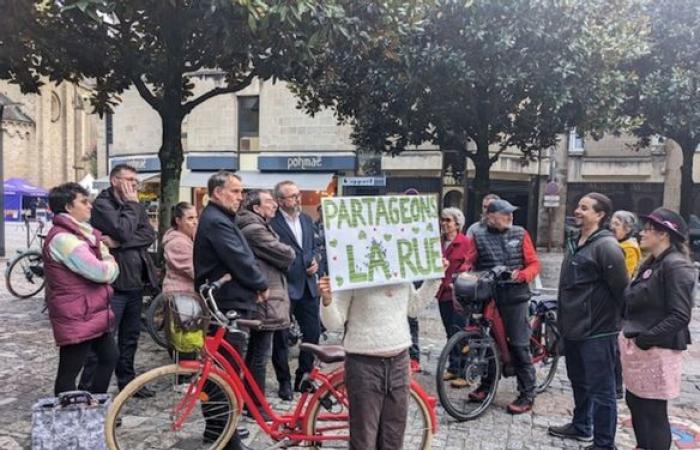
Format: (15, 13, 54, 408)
(410, 359, 422, 373)
(133, 387, 155, 399)
(507, 396, 533, 414)
(450, 378, 470, 389)
(583, 445, 617, 450)
(548, 423, 594, 442)
(442, 372, 458, 381)
(278, 382, 293, 401)
(204, 427, 249, 443)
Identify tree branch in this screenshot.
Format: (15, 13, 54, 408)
(489, 146, 508, 164)
(183, 71, 257, 114)
(130, 75, 161, 112)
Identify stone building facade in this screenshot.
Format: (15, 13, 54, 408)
(0, 80, 97, 189)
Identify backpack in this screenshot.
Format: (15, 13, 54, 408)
(165, 292, 208, 353)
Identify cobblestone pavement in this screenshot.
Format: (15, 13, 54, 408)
(1, 246, 699, 449)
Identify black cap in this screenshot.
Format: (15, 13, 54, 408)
(487, 199, 518, 214)
(640, 207, 688, 242)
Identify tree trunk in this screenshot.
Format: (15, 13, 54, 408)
(678, 139, 698, 220)
(157, 108, 184, 258)
(469, 139, 492, 222)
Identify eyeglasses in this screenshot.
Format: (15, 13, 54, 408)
(440, 217, 453, 222)
(281, 193, 302, 200)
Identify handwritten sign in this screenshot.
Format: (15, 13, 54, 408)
(322, 195, 444, 291)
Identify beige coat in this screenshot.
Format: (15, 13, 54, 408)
(236, 210, 296, 330)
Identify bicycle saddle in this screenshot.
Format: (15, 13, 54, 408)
(299, 343, 346, 363)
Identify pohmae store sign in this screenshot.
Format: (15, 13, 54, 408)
(258, 154, 356, 172)
(322, 195, 444, 291)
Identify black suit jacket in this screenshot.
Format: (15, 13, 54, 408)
(270, 211, 318, 300)
(194, 202, 268, 312)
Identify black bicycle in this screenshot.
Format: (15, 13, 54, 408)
(5, 216, 46, 299)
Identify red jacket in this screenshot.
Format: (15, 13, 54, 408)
(43, 215, 115, 346)
(437, 233, 474, 302)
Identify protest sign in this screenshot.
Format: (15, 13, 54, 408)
(322, 195, 444, 291)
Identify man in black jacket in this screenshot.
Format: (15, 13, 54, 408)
(194, 171, 268, 450)
(79, 164, 157, 395)
(549, 192, 628, 450)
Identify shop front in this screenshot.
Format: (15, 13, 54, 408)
(182, 152, 239, 212)
(180, 152, 354, 218)
(257, 152, 355, 218)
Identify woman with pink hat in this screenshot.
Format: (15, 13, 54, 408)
(620, 207, 696, 450)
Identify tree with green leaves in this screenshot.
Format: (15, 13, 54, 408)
(0, 0, 346, 240)
(625, 0, 700, 219)
(291, 0, 646, 217)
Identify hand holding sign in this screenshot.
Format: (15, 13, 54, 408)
(318, 276, 332, 306)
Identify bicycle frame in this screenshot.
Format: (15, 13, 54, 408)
(465, 297, 553, 368)
(465, 298, 512, 366)
(172, 323, 350, 443)
(168, 278, 438, 445)
(171, 322, 437, 444)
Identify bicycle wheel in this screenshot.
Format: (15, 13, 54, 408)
(531, 318, 560, 393)
(305, 375, 433, 449)
(105, 364, 239, 450)
(436, 329, 501, 421)
(146, 293, 169, 348)
(5, 251, 45, 299)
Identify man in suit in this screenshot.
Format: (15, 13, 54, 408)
(270, 180, 320, 398)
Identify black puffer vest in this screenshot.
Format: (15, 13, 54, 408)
(473, 225, 526, 271)
(473, 225, 530, 305)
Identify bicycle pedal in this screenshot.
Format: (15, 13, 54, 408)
(320, 395, 334, 411)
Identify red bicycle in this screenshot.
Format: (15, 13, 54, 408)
(105, 276, 437, 449)
(436, 266, 560, 421)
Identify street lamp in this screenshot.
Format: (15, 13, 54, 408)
(0, 100, 24, 258)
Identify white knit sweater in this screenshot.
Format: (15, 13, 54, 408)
(320, 279, 441, 356)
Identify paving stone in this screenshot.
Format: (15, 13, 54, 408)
(1, 226, 698, 449)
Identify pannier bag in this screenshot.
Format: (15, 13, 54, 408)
(453, 271, 493, 305)
(31, 390, 110, 450)
(166, 292, 209, 353)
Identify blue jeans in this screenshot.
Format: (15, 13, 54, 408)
(564, 335, 618, 449)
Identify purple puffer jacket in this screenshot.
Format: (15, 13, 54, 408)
(42, 214, 115, 346)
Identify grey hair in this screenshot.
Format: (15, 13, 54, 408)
(612, 210, 638, 234)
(244, 189, 273, 211)
(483, 193, 500, 203)
(207, 171, 240, 196)
(273, 180, 296, 199)
(441, 207, 465, 231)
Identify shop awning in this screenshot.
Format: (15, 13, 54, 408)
(181, 171, 334, 191)
(93, 173, 161, 191)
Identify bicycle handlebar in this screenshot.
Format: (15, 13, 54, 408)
(199, 274, 260, 332)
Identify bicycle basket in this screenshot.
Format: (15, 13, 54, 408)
(165, 292, 210, 353)
(453, 271, 493, 307)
